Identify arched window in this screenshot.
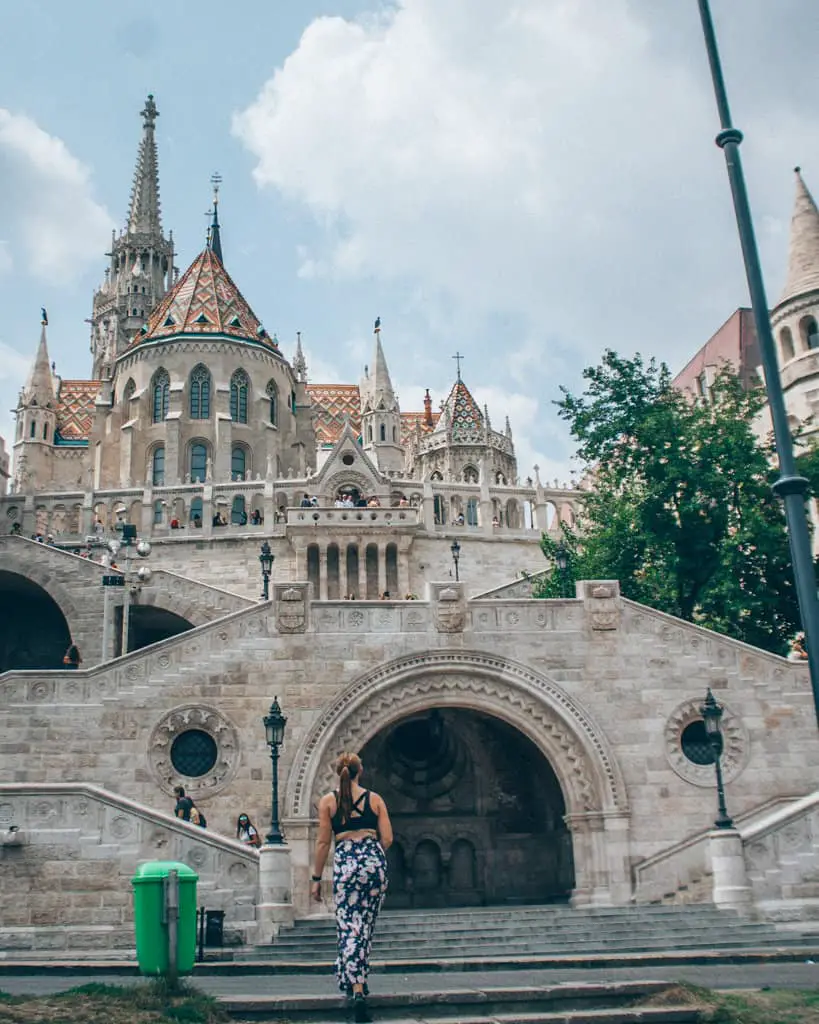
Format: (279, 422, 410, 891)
(123, 378, 136, 406)
(29, 420, 36, 438)
(231, 446, 247, 481)
(230, 369, 250, 423)
(231, 495, 247, 525)
(780, 327, 795, 363)
(152, 446, 165, 486)
(153, 500, 164, 525)
(430, 471, 443, 482)
(152, 368, 170, 422)
(393, 426, 397, 442)
(463, 465, 479, 484)
(190, 497, 203, 526)
(42, 423, 49, 440)
(265, 380, 278, 426)
(466, 497, 479, 526)
(804, 316, 819, 351)
(190, 442, 208, 483)
(367, 425, 373, 443)
(189, 364, 211, 419)
(379, 423, 386, 442)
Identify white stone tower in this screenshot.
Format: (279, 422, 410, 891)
(770, 167, 819, 439)
(360, 321, 404, 473)
(89, 95, 175, 379)
(12, 314, 57, 492)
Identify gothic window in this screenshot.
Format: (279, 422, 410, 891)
(42, 423, 48, 440)
(189, 364, 211, 419)
(231, 495, 247, 525)
(231, 446, 247, 481)
(393, 426, 397, 442)
(230, 369, 250, 423)
(430, 471, 443, 481)
(123, 379, 136, 406)
(367, 425, 373, 443)
(463, 465, 479, 483)
(802, 316, 819, 351)
(190, 497, 203, 525)
(29, 420, 36, 438)
(466, 498, 479, 526)
(153, 499, 164, 525)
(380, 424, 386, 442)
(152, 446, 165, 487)
(190, 442, 208, 483)
(265, 380, 278, 426)
(496, 472, 507, 485)
(152, 368, 170, 423)
(780, 328, 795, 363)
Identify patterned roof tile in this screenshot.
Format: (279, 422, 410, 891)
(56, 381, 103, 441)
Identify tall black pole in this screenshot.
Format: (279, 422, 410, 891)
(266, 744, 284, 845)
(712, 748, 734, 829)
(697, 0, 819, 726)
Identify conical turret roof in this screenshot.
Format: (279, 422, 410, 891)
(778, 167, 819, 306)
(435, 376, 483, 439)
(23, 323, 56, 406)
(138, 246, 277, 349)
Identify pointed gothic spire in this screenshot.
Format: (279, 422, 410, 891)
(371, 320, 396, 407)
(779, 167, 819, 306)
(208, 173, 223, 262)
(294, 331, 308, 382)
(24, 314, 56, 406)
(127, 95, 162, 235)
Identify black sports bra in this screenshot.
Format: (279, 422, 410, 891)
(331, 789, 379, 835)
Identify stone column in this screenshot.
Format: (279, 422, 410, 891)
(709, 828, 752, 915)
(422, 480, 435, 531)
(397, 542, 411, 598)
(377, 541, 387, 596)
(358, 543, 367, 599)
(255, 844, 294, 943)
(318, 547, 328, 601)
(339, 548, 348, 599)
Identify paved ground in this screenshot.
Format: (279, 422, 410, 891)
(2, 962, 819, 997)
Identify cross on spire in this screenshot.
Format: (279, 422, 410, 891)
(452, 351, 464, 380)
(141, 94, 158, 129)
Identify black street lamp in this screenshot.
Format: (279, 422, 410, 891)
(697, 0, 819, 727)
(263, 697, 287, 845)
(555, 541, 569, 599)
(700, 689, 733, 830)
(259, 541, 274, 601)
(450, 539, 461, 582)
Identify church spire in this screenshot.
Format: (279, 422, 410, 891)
(208, 173, 223, 262)
(294, 330, 308, 382)
(127, 94, 162, 236)
(23, 313, 56, 406)
(779, 167, 819, 306)
(371, 318, 396, 405)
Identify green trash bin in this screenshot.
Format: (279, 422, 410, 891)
(132, 861, 199, 976)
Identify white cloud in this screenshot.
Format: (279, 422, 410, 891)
(0, 109, 114, 284)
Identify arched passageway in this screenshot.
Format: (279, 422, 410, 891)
(360, 708, 574, 908)
(125, 606, 194, 654)
(0, 570, 71, 672)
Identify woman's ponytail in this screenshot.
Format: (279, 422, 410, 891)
(335, 751, 362, 825)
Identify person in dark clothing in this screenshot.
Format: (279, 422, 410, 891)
(62, 643, 81, 670)
(174, 785, 194, 821)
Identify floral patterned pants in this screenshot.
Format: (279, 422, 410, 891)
(333, 836, 388, 993)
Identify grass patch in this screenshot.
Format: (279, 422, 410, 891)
(0, 980, 229, 1024)
(643, 982, 819, 1023)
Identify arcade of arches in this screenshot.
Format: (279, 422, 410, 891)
(360, 708, 574, 908)
(0, 571, 71, 672)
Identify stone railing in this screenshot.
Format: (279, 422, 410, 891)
(287, 506, 420, 528)
(632, 795, 802, 905)
(743, 790, 819, 925)
(0, 782, 259, 953)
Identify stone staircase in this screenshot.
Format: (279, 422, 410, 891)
(247, 904, 814, 965)
(221, 979, 705, 1022)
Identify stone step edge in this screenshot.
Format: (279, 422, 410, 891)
(2, 946, 817, 975)
(219, 1005, 704, 1023)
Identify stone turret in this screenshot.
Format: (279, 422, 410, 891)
(360, 322, 404, 473)
(771, 168, 819, 439)
(13, 316, 57, 492)
(90, 95, 175, 378)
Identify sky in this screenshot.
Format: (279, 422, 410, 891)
(1, 0, 818, 483)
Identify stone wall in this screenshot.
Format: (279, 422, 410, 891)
(0, 783, 259, 953)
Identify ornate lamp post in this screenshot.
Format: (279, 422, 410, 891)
(697, 0, 819, 727)
(263, 697, 287, 845)
(259, 541, 274, 601)
(108, 524, 151, 655)
(555, 541, 569, 598)
(450, 539, 461, 582)
(700, 689, 733, 830)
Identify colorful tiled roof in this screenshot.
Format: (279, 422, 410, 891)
(438, 378, 483, 438)
(56, 380, 102, 441)
(139, 247, 277, 347)
(307, 384, 362, 445)
(400, 410, 440, 446)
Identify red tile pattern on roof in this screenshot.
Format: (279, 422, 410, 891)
(307, 384, 362, 444)
(56, 380, 103, 440)
(140, 248, 275, 346)
(400, 411, 440, 446)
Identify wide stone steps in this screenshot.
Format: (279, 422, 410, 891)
(220, 980, 704, 1022)
(250, 905, 811, 964)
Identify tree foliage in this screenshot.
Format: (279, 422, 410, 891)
(537, 350, 804, 655)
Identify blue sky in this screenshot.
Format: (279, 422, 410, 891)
(1, 0, 818, 480)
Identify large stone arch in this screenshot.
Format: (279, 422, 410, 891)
(286, 650, 628, 820)
(0, 552, 81, 636)
(134, 588, 211, 629)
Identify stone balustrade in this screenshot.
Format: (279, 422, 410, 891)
(287, 506, 420, 528)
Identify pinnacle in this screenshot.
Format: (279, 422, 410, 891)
(127, 94, 162, 236)
(23, 322, 55, 405)
(778, 167, 819, 307)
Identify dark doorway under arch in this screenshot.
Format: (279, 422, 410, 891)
(125, 606, 194, 654)
(360, 708, 574, 908)
(0, 570, 71, 672)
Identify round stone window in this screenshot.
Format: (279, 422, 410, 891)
(680, 720, 715, 766)
(342, 453, 355, 466)
(170, 729, 218, 777)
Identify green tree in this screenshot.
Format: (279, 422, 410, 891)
(538, 350, 803, 655)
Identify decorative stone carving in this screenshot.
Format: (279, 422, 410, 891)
(664, 696, 749, 787)
(275, 585, 307, 634)
(148, 704, 240, 797)
(432, 583, 466, 633)
(582, 579, 620, 631)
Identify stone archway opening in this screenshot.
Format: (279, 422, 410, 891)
(0, 570, 72, 672)
(124, 606, 194, 654)
(359, 708, 575, 908)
